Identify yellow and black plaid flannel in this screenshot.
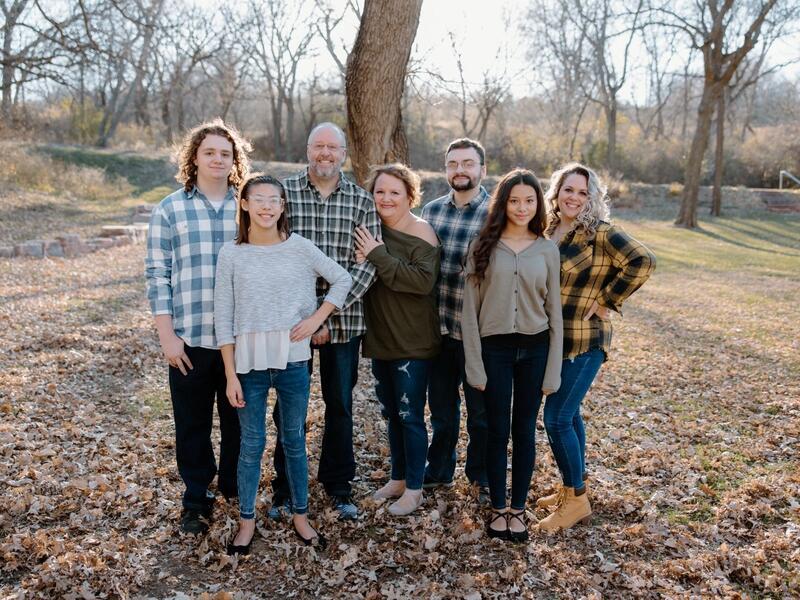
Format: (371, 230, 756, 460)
(557, 222, 655, 360)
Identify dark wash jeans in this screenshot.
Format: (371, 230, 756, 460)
(425, 335, 488, 486)
(482, 338, 548, 510)
(273, 336, 362, 498)
(168, 344, 241, 512)
(372, 358, 430, 490)
(543, 348, 604, 489)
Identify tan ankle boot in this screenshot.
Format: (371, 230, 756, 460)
(536, 479, 589, 509)
(537, 487, 591, 533)
(536, 486, 564, 509)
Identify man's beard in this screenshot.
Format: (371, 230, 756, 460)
(449, 174, 477, 192)
(311, 161, 341, 178)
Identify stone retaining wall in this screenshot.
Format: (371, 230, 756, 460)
(1, 208, 150, 259)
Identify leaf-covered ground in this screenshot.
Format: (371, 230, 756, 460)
(1, 209, 798, 599)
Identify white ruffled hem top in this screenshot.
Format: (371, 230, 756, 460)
(234, 330, 311, 373)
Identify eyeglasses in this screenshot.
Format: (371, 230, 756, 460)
(446, 159, 480, 171)
(247, 196, 282, 207)
(308, 143, 345, 153)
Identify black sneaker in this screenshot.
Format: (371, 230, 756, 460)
(422, 479, 455, 490)
(180, 509, 210, 534)
(331, 495, 358, 521)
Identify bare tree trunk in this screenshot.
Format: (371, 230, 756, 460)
(677, 86, 717, 228)
(711, 92, 725, 216)
(1, 0, 29, 122)
(606, 101, 617, 171)
(345, 0, 422, 184)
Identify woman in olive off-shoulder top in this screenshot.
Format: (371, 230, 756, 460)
(355, 164, 441, 517)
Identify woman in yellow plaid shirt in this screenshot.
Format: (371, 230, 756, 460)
(537, 163, 655, 533)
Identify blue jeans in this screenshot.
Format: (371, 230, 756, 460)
(482, 339, 549, 510)
(273, 336, 361, 498)
(425, 335, 488, 486)
(543, 349, 604, 489)
(372, 359, 430, 490)
(237, 362, 310, 518)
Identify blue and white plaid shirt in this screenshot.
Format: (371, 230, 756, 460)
(421, 187, 490, 340)
(145, 186, 237, 349)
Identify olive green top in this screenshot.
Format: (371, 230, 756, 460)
(362, 225, 442, 360)
(462, 237, 563, 393)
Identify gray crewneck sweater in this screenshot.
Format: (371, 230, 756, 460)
(213, 233, 352, 346)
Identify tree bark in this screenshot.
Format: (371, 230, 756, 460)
(711, 92, 725, 216)
(677, 85, 717, 228)
(1, 0, 29, 122)
(606, 101, 617, 171)
(345, 0, 422, 185)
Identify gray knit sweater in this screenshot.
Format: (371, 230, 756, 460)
(213, 234, 352, 346)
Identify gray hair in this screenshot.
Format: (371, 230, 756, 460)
(307, 122, 347, 147)
(544, 162, 610, 237)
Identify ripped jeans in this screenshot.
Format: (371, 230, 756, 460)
(237, 362, 310, 519)
(371, 359, 430, 490)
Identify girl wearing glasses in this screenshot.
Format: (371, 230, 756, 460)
(214, 173, 351, 554)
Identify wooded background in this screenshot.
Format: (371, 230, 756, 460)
(2, 0, 799, 227)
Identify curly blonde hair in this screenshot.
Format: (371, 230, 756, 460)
(365, 163, 422, 208)
(175, 118, 252, 192)
(544, 162, 610, 237)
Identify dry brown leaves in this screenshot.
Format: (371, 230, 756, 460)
(0, 241, 798, 599)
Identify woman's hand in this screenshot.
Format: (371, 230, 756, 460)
(291, 315, 325, 342)
(354, 225, 382, 258)
(473, 384, 486, 392)
(355, 248, 366, 264)
(226, 376, 245, 408)
(583, 300, 611, 321)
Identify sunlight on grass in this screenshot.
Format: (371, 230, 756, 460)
(618, 212, 800, 279)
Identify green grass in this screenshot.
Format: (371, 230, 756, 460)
(36, 145, 175, 195)
(617, 210, 800, 279)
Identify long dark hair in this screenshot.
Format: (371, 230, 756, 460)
(469, 168, 546, 284)
(235, 174, 289, 244)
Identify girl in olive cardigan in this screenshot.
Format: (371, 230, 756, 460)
(462, 169, 563, 543)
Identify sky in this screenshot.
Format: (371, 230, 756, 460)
(193, 0, 799, 103)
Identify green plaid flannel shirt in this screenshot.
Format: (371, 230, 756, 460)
(284, 168, 379, 343)
(558, 222, 655, 360)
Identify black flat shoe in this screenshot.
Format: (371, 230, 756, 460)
(293, 522, 328, 550)
(507, 510, 529, 543)
(226, 541, 252, 556)
(226, 532, 254, 556)
(486, 510, 509, 540)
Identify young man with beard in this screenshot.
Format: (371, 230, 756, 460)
(421, 138, 491, 501)
(146, 119, 251, 534)
(270, 122, 380, 520)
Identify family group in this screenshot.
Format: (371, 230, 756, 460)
(144, 117, 655, 555)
